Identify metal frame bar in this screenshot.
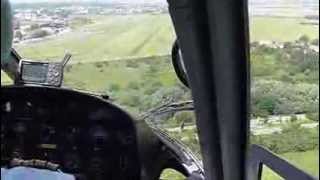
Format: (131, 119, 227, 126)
(167, 0, 250, 179)
(247, 145, 317, 180)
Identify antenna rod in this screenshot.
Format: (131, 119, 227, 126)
(62, 53, 72, 67)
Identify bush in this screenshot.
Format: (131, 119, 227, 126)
(29, 23, 40, 31)
(70, 17, 93, 29)
(15, 30, 23, 40)
(251, 124, 319, 153)
(127, 81, 140, 90)
(103, 61, 109, 67)
(146, 64, 159, 76)
(174, 111, 195, 126)
(126, 60, 139, 68)
(251, 42, 319, 84)
(141, 86, 186, 111)
(256, 96, 277, 115)
(95, 62, 104, 69)
(143, 81, 163, 95)
(298, 35, 310, 44)
(168, 129, 201, 158)
(109, 83, 120, 92)
(252, 80, 319, 116)
(306, 113, 319, 122)
(120, 94, 141, 107)
(29, 29, 52, 39)
(290, 115, 298, 122)
(311, 39, 319, 46)
(65, 65, 72, 72)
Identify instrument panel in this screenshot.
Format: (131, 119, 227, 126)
(1, 86, 141, 180)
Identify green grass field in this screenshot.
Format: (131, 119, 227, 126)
(0, 55, 178, 92)
(160, 150, 319, 180)
(15, 14, 175, 63)
(14, 15, 319, 63)
(250, 17, 319, 42)
(263, 150, 319, 180)
(1, 71, 11, 85)
(62, 55, 177, 91)
(3, 14, 317, 90)
(1, 13, 319, 180)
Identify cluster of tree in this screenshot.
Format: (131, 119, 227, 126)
(251, 39, 319, 84)
(297, 35, 319, 46)
(108, 80, 189, 115)
(93, 36, 320, 121)
(28, 29, 53, 39)
(251, 80, 319, 118)
(100, 36, 320, 157)
(70, 17, 93, 29)
(250, 37, 319, 118)
(168, 122, 319, 158)
(251, 124, 319, 153)
(167, 128, 201, 159)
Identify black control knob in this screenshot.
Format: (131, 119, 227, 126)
(13, 122, 27, 134)
(63, 153, 81, 173)
(89, 126, 109, 150)
(41, 126, 56, 144)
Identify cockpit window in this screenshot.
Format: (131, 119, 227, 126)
(10, 1, 175, 92)
(5, 3, 198, 179)
(249, 0, 319, 178)
(1, 71, 12, 85)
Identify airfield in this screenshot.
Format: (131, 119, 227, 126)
(1, 11, 319, 180)
(2, 14, 318, 89)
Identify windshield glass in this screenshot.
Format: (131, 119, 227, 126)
(249, 0, 319, 179)
(10, 0, 175, 93)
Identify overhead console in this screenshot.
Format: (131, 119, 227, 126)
(1, 86, 141, 180)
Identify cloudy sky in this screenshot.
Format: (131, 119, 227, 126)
(10, 0, 165, 3)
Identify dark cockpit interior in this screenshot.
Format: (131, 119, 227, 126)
(1, 86, 141, 179)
